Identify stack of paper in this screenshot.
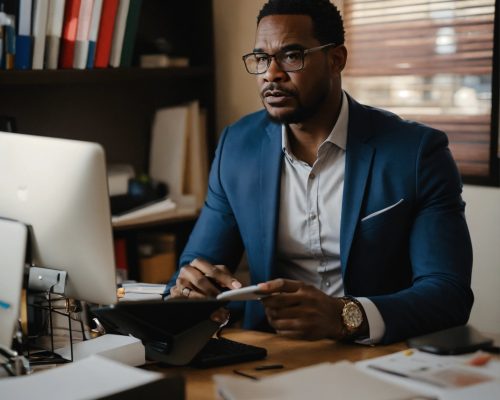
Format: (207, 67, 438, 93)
(357, 349, 500, 400)
(214, 361, 424, 400)
(0, 355, 164, 400)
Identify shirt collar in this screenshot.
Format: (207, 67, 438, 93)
(281, 90, 349, 159)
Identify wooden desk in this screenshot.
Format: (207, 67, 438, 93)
(150, 329, 407, 400)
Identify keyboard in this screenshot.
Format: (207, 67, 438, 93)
(190, 337, 267, 368)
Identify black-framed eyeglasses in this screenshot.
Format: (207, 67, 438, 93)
(242, 43, 336, 75)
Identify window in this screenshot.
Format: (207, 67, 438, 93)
(343, 0, 499, 185)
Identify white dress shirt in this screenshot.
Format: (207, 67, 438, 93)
(275, 91, 385, 343)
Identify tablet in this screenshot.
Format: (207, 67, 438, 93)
(216, 285, 268, 301)
(92, 299, 225, 342)
(407, 325, 494, 355)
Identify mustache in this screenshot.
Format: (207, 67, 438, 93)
(261, 83, 296, 98)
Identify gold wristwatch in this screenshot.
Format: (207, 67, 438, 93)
(340, 296, 364, 339)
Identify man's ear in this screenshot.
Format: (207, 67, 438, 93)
(330, 45, 347, 73)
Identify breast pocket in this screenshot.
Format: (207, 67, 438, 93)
(359, 199, 406, 232)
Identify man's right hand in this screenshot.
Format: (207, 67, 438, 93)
(169, 258, 242, 299)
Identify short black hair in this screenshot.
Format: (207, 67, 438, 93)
(257, 0, 345, 45)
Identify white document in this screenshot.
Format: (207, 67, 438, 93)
(111, 197, 177, 227)
(55, 334, 145, 366)
(150, 105, 190, 200)
(357, 349, 500, 400)
(149, 101, 208, 209)
(0, 219, 27, 350)
(0, 355, 162, 400)
(214, 361, 424, 400)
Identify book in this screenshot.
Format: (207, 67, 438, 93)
(2, 14, 15, 70)
(149, 101, 208, 209)
(108, 0, 130, 67)
(14, 0, 32, 70)
(85, 0, 102, 68)
(93, 0, 119, 68)
(185, 105, 208, 209)
(72, 0, 93, 69)
(58, 0, 81, 68)
(119, 0, 141, 67)
(139, 54, 189, 68)
(31, 0, 49, 69)
(44, 0, 66, 70)
(111, 197, 177, 227)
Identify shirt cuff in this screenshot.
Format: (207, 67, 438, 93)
(355, 297, 385, 345)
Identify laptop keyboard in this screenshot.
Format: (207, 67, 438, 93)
(190, 337, 267, 368)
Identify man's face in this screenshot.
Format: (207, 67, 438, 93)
(254, 14, 333, 124)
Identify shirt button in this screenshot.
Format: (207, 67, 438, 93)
(325, 281, 331, 287)
(309, 173, 315, 180)
(310, 213, 316, 220)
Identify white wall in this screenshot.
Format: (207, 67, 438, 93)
(212, 1, 500, 334)
(462, 185, 500, 333)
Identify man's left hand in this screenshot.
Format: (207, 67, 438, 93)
(258, 279, 345, 340)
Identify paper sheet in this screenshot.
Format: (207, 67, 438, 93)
(0, 355, 162, 400)
(214, 361, 425, 400)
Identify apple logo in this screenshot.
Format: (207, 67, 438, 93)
(17, 185, 28, 202)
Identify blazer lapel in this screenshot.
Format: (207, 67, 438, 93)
(259, 122, 283, 281)
(340, 97, 375, 275)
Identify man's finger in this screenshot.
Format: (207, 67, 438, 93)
(258, 278, 304, 294)
(190, 258, 242, 289)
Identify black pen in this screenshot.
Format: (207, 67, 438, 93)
(233, 369, 259, 380)
(254, 364, 284, 371)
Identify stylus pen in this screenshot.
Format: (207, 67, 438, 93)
(233, 369, 259, 380)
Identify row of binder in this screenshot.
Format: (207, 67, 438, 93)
(0, 0, 142, 70)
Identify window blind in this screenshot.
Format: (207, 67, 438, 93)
(342, 0, 497, 181)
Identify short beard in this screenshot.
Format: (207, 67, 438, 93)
(263, 88, 329, 125)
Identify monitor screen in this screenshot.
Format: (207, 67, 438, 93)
(0, 131, 117, 305)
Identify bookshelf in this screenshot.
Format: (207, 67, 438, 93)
(0, 0, 216, 280)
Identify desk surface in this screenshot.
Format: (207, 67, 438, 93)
(150, 329, 407, 400)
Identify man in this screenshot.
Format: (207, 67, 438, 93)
(168, 0, 473, 344)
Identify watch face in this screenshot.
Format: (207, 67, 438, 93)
(342, 302, 363, 329)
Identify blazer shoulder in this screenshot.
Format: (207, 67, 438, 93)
(353, 100, 448, 146)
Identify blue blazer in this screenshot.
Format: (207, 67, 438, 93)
(173, 95, 473, 344)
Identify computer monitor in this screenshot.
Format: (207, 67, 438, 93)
(0, 219, 27, 351)
(0, 131, 117, 305)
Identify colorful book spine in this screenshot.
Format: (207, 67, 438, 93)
(108, 0, 129, 68)
(32, 0, 50, 70)
(85, 0, 102, 69)
(3, 14, 16, 70)
(73, 0, 94, 69)
(59, 0, 81, 69)
(14, 0, 32, 70)
(119, 0, 141, 67)
(94, 0, 119, 68)
(45, 0, 66, 70)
